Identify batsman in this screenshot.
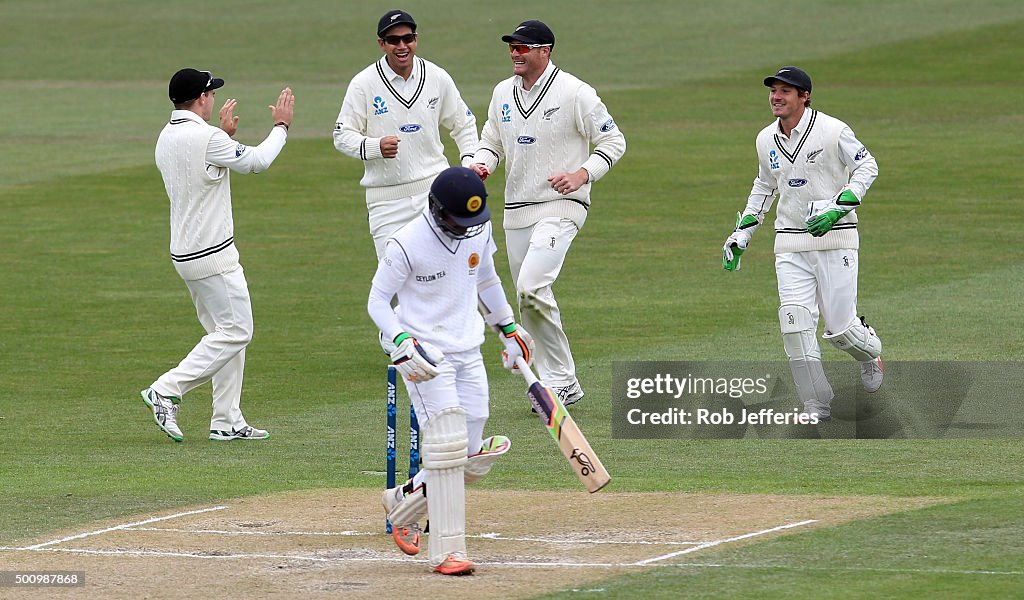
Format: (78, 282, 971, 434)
(722, 66, 883, 421)
(368, 166, 533, 575)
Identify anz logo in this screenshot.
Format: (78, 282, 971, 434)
(373, 96, 389, 116)
(517, 136, 536, 145)
(788, 178, 808, 188)
(769, 149, 780, 170)
(501, 103, 511, 123)
(399, 124, 421, 133)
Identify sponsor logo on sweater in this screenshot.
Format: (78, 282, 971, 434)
(854, 146, 869, 161)
(399, 124, 421, 133)
(517, 136, 536, 145)
(501, 103, 511, 123)
(416, 270, 446, 282)
(787, 178, 808, 188)
(600, 118, 616, 132)
(373, 96, 389, 116)
(769, 149, 779, 170)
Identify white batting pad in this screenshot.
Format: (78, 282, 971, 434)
(464, 435, 511, 484)
(779, 304, 834, 411)
(422, 406, 469, 565)
(385, 479, 428, 527)
(824, 321, 882, 362)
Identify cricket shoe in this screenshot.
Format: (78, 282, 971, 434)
(860, 357, 884, 393)
(555, 381, 585, 407)
(433, 552, 476, 576)
(800, 401, 832, 423)
(140, 388, 183, 442)
(209, 425, 270, 441)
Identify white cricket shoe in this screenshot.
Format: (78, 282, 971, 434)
(800, 400, 832, 423)
(860, 357, 884, 392)
(141, 388, 183, 442)
(209, 425, 269, 441)
(555, 381, 585, 406)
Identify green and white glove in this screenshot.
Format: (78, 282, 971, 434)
(806, 188, 860, 237)
(723, 212, 758, 271)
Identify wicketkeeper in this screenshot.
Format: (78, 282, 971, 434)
(723, 66, 883, 421)
(368, 166, 533, 575)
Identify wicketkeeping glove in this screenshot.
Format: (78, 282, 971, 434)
(723, 212, 758, 271)
(806, 187, 860, 237)
(499, 322, 534, 371)
(390, 333, 444, 382)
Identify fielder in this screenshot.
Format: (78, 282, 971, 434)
(368, 166, 533, 575)
(143, 68, 293, 441)
(723, 66, 883, 421)
(471, 20, 625, 406)
(334, 9, 479, 259)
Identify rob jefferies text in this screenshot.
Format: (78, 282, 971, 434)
(611, 361, 1024, 440)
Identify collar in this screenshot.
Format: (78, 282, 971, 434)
(380, 56, 418, 82)
(517, 60, 557, 92)
(169, 109, 206, 124)
(776, 106, 812, 138)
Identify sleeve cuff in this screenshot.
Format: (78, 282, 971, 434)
(581, 155, 611, 183)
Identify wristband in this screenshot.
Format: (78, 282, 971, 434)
(275, 122, 289, 131)
(393, 332, 411, 346)
(500, 322, 517, 335)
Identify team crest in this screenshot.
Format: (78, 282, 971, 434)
(468, 253, 480, 268)
(466, 195, 483, 212)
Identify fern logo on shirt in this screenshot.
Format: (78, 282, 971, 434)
(373, 96, 389, 116)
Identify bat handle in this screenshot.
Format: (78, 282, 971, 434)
(514, 357, 539, 386)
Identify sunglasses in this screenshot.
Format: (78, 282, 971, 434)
(382, 33, 418, 46)
(508, 43, 551, 54)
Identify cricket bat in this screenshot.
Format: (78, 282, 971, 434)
(514, 357, 611, 492)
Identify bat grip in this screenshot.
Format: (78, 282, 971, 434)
(514, 357, 539, 386)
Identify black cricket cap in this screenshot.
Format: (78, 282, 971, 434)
(169, 68, 224, 104)
(501, 20, 555, 47)
(430, 167, 490, 227)
(378, 9, 417, 37)
(764, 66, 812, 92)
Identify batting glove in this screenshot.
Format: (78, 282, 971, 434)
(390, 333, 444, 382)
(806, 188, 859, 237)
(499, 323, 534, 371)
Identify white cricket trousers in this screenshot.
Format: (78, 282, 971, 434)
(505, 217, 580, 388)
(368, 190, 429, 259)
(152, 265, 253, 431)
(776, 249, 861, 338)
(404, 349, 489, 489)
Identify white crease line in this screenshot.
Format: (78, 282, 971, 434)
(633, 520, 818, 565)
(127, 527, 703, 547)
(3, 546, 1021, 576)
(19, 506, 229, 550)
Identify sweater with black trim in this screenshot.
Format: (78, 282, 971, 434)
(474, 61, 626, 230)
(745, 108, 877, 253)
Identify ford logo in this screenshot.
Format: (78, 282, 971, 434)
(517, 136, 536, 144)
(788, 178, 808, 187)
(399, 124, 421, 133)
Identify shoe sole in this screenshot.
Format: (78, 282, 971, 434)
(392, 527, 420, 556)
(208, 434, 270, 441)
(141, 390, 183, 442)
(434, 561, 475, 576)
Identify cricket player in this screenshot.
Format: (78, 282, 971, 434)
(471, 20, 626, 407)
(143, 68, 293, 441)
(368, 166, 533, 575)
(334, 9, 479, 259)
(722, 66, 883, 421)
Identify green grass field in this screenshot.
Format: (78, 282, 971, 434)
(1, 1, 1023, 597)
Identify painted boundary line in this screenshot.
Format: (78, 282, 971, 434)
(15, 506, 229, 550)
(126, 527, 705, 547)
(633, 519, 817, 565)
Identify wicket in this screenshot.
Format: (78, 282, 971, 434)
(386, 364, 420, 533)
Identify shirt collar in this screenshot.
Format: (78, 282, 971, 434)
(517, 60, 557, 92)
(776, 107, 812, 138)
(169, 109, 206, 124)
(380, 56, 418, 82)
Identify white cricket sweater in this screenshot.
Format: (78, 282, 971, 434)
(333, 56, 479, 204)
(741, 108, 878, 253)
(367, 212, 500, 354)
(155, 110, 287, 280)
(474, 62, 626, 230)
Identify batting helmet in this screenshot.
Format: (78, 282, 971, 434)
(429, 167, 490, 239)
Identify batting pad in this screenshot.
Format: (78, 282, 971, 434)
(387, 480, 428, 528)
(779, 304, 834, 409)
(824, 321, 882, 362)
(464, 435, 511, 484)
(422, 406, 469, 565)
